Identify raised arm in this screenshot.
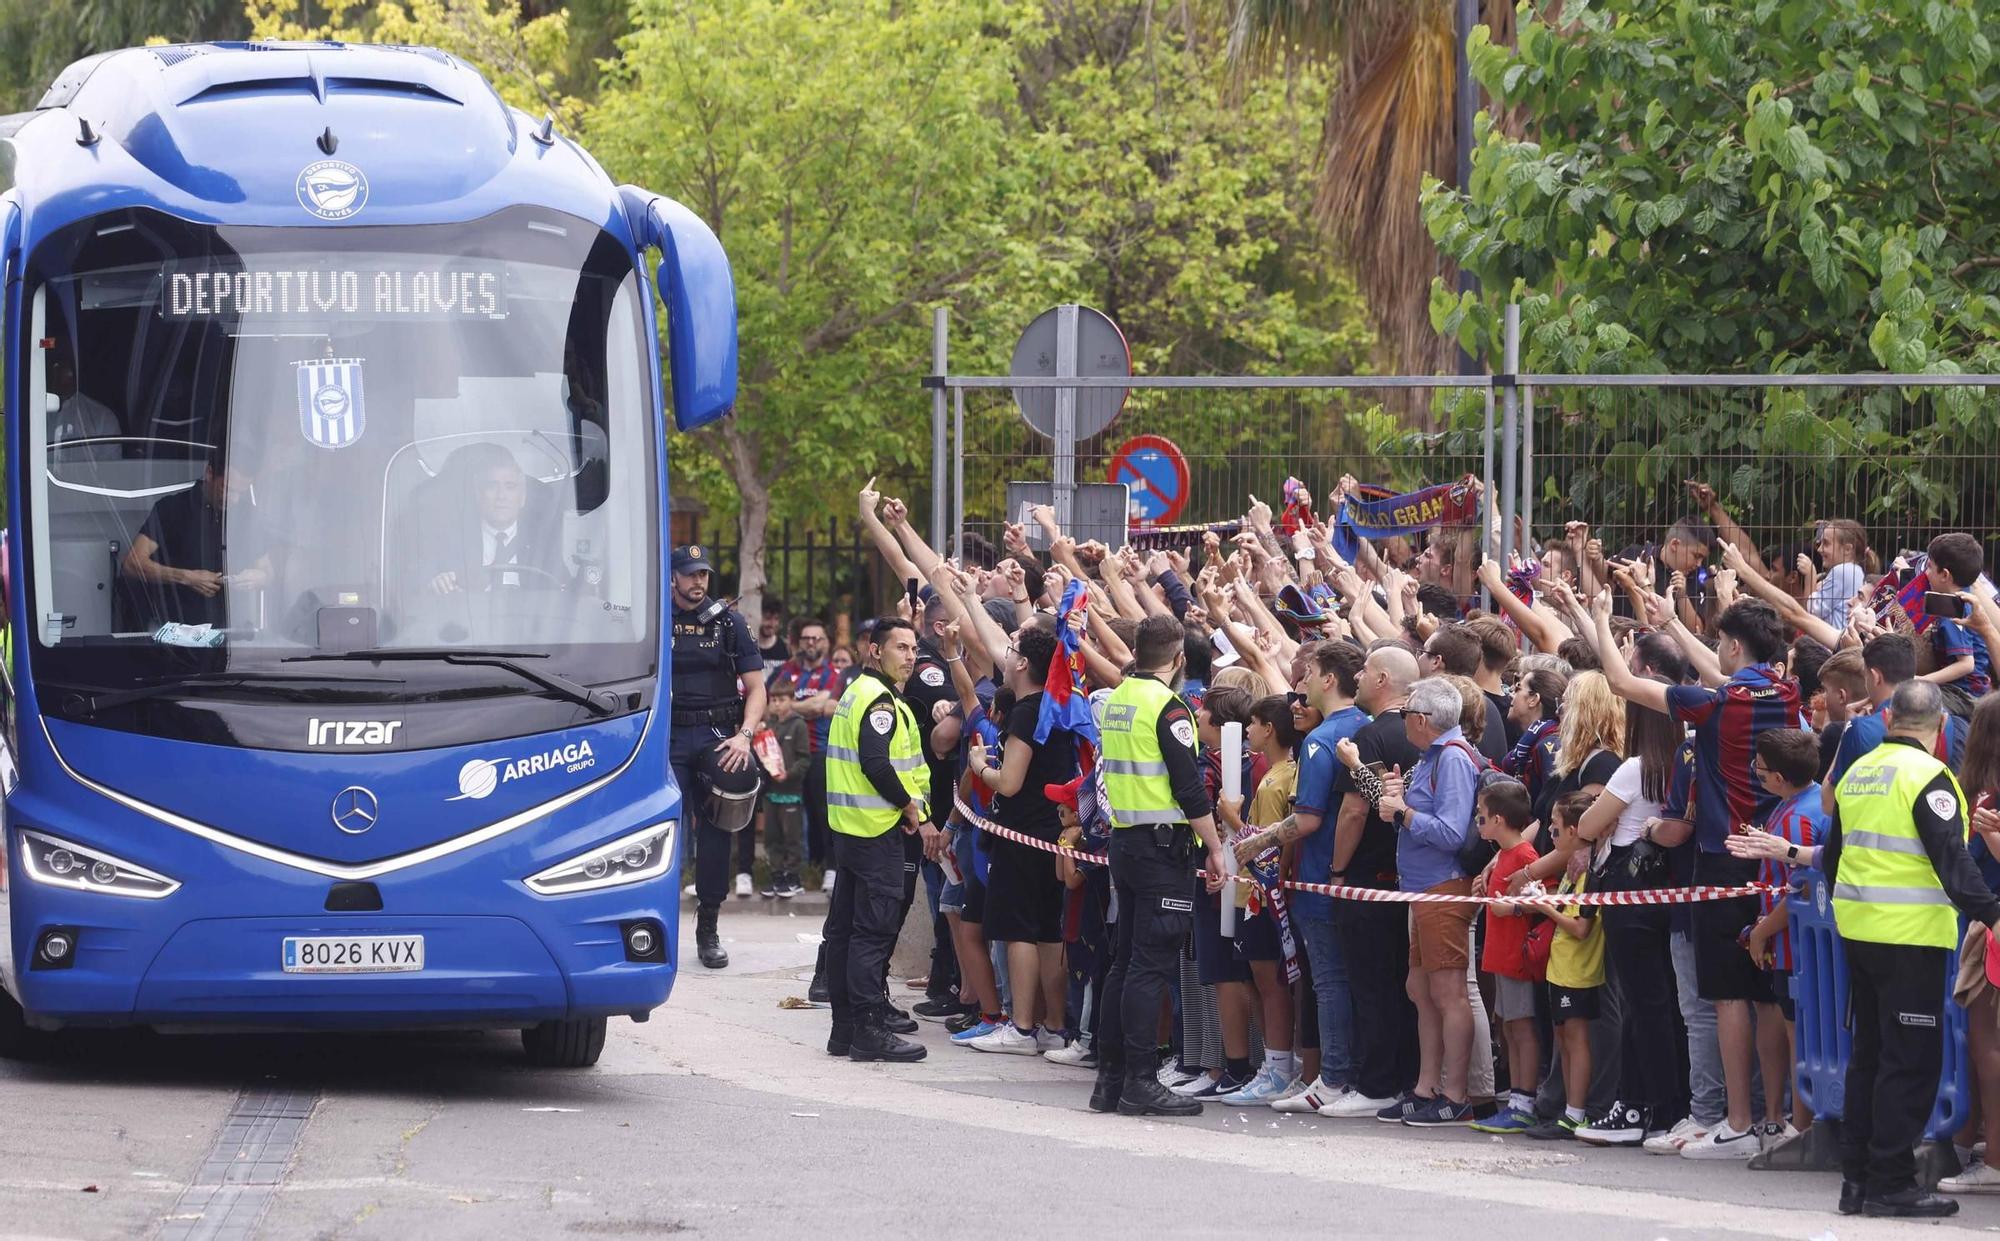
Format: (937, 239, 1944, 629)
(1593, 589, 1672, 715)
(856, 478, 919, 584)
(1477, 559, 1570, 653)
(1688, 480, 1766, 574)
(1717, 541, 1840, 649)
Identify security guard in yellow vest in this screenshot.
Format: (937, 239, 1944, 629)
(821, 616, 943, 1062)
(1733, 680, 2000, 1219)
(1091, 614, 1229, 1117)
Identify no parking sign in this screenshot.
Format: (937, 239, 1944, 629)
(1109, 435, 1188, 528)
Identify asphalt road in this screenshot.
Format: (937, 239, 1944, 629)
(4, 907, 1998, 1240)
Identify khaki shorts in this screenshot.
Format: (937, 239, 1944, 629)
(1407, 876, 1477, 971)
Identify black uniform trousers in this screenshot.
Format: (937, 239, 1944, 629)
(1097, 826, 1195, 1071)
(1840, 938, 1948, 1196)
(1334, 897, 1419, 1101)
(823, 827, 908, 1028)
(669, 723, 733, 913)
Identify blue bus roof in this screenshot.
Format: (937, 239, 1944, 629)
(3, 41, 631, 245)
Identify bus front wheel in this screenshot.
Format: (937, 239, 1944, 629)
(521, 1016, 607, 1068)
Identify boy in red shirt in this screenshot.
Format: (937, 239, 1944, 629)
(1470, 778, 1544, 1134)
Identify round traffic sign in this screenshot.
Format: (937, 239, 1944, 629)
(1009, 305, 1131, 439)
(1109, 434, 1188, 528)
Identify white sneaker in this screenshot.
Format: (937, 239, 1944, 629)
(1155, 1060, 1188, 1086)
(967, 1023, 1039, 1056)
(1680, 1120, 1759, 1160)
(820, 868, 837, 892)
(1044, 1041, 1096, 1068)
(1941, 1161, 2000, 1194)
(1223, 1066, 1297, 1107)
(683, 882, 698, 898)
(1757, 1120, 1800, 1151)
(1274, 1083, 1347, 1114)
(1325, 1091, 1397, 1118)
(734, 872, 753, 898)
(1170, 1072, 1219, 1097)
(1266, 1079, 1311, 1109)
(1033, 1026, 1068, 1054)
(1644, 1116, 1705, 1154)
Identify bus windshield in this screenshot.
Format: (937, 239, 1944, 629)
(21, 206, 657, 741)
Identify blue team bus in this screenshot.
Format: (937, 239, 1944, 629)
(0, 42, 735, 1066)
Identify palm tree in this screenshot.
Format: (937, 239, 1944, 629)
(1229, 0, 1518, 377)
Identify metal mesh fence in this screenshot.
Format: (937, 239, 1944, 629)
(1525, 380, 2000, 568)
(938, 377, 2000, 585)
(950, 380, 1490, 560)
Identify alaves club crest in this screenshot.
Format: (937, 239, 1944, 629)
(296, 357, 366, 449)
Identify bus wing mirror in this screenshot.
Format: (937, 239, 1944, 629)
(619, 188, 737, 432)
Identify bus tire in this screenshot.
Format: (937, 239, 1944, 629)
(0, 989, 53, 1061)
(521, 1016, 607, 1068)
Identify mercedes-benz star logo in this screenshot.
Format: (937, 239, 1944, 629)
(331, 786, 380, 835)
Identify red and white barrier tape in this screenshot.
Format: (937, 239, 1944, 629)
(951, 797, 1781, 909)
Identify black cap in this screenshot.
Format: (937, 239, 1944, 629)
(671, 544, 714, 575)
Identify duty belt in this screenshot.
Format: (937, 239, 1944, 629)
(672, 704, 744, 728)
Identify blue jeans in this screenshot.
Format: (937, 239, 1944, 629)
(1672, 928, 1725, 1127)
(1298, 916, 1354, 1090)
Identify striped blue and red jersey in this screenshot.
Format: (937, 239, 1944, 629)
(1501, 717, 1559, 810)
(1666, 664, 1802, 853)
(773, 659, 845, 752)
(1756, 785, 1826, 972)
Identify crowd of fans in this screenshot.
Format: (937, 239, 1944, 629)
(731, 475, 2000, 1188)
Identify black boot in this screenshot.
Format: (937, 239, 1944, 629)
(1863, 1188, 1959, 1218)
(695, 906, 728, 969)
(1837, 1180, 1865, 1216)
(882, 1004, 919, 1034)
(807, 972, 830, 1004)
(1117, 1067, 1202, 1117)
(827, 1022, 853, 1057)
(1089, 1063, 1124, 1113)
(848, 1015, 926, 1063)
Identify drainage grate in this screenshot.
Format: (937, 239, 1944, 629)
(156, 1086, 318, 1241)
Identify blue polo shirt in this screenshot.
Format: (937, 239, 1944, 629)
(1292, 705, 1369, 921)
(1830, 699, 1967, 788)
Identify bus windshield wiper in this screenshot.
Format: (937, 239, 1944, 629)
(63, 671, 401, 716)
(285, 647, 621, 717)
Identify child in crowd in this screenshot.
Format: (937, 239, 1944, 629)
(760, 677, 812, 898)
(1530, 792, 1605, 1140)
(1743, 727, 1827, 1142)
(1923, 533, 1991, 702)
(1215, 694, 1304, 1105)
(1469, 778, 1544, 1134)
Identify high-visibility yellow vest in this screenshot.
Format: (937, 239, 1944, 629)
(825, 673, 928, 838)
(1832, 740, 1962, 949)
(1100, 674, 1194, 830)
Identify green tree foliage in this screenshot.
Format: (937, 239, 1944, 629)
(1422, 0, 2000, 535)
(592, 0, 1371, 615)
(0, 0, 247, 113)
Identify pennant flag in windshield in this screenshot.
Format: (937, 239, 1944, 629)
(296, 357, 367, 449)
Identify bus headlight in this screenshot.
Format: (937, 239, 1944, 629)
(526, 821, 676, 896)
(19, 829, 180, 899)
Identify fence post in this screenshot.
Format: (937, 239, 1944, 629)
(1053, 304, 1079, 531)
(1482, 381, 1496, 604)
(1521, 379, 1535, 558)
(1500, 304, 1520, 571)
(931, 307, 948, 554)
(953, 385, 965, 563)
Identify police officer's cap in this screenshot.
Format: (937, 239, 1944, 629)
(671, 544, 715, 575)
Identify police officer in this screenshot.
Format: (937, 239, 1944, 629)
(1091, 612, 1228, 1116)
(822, 616, 943, 1061)
(1733, 679, 2000, 1218)
(669, 545, 766, 971)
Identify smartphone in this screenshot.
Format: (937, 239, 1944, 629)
(905, 576, 921, 609)
(1364, 760, 1389, 778)
(1923, 590, 1971, 620)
